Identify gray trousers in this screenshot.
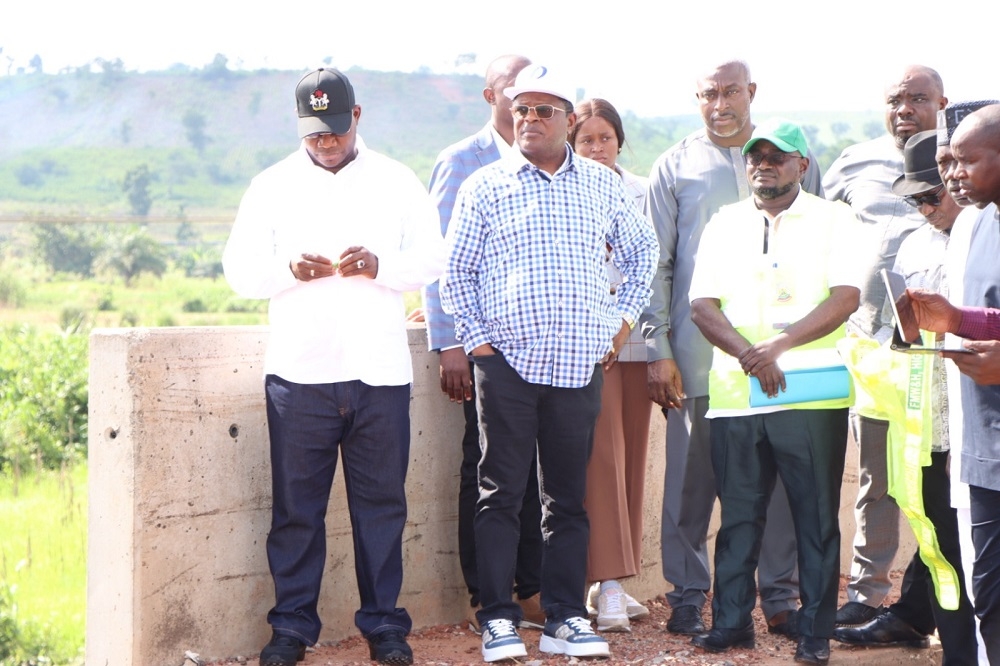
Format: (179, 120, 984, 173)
(660, 396, 799, 619)
(846, 413, 899, 606)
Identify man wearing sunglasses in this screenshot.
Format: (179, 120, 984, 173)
(833, 130, 977, 663)
(823, 66, 948, 629)
(689, 119, 861, 665)
(441, 64, 657, 662)
(422, 54, 546, 637)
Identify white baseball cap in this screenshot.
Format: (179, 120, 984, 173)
(503, 64, 575, 105)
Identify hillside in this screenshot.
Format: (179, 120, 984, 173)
(0, 66, 879, 221)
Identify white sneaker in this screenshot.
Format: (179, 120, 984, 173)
(539, 616, 610, 657)
(596, 587, 630, 632)
(624, 592, 650, 620)
(481, 618, 527, 662)
(586, 582, 600, 617)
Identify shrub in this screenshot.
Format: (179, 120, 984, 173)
(0, 327, 88, 474)
(59, 306, 88, 334)
(96, 291, 115, 311)
(0, 581, 66, 664)
(0, 270, 27, 308)
(224, 297, 266, 313)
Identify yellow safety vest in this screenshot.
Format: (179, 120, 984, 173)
(708, 251, 852, 411)
(838, 336, 961, 611)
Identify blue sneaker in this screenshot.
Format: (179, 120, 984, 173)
(481, 618, 527, 662)
(539, 616, 610, 657)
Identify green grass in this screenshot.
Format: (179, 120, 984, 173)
(0, 464, 87, 664)
(0, 267, 424, 332)
(0, 268, 269, 331)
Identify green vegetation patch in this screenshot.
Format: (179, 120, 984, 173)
(0, 465, 87, 665)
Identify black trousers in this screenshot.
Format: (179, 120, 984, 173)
(889, 451, 978, 666)
(710, 408, 848, 638)
(472, 354, 602, 625)
(971, 484, 1000, 665)
(458, 361, 542, 607)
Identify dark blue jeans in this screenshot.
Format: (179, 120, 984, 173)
(458, 361, 543, 607)
(472, 354, 603, 625)
(264, 375, 413, 644)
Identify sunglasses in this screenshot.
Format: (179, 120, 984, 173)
(903, 185, 945, 208)
(511, 104, 568, 120)
(745, 151, 802, 167)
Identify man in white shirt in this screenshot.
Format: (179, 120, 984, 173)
(223, 67, 445, 666)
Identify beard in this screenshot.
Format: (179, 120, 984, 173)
(753, 180, 798, 200)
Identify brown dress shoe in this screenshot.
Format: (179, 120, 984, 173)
(516, 593, 546, 629)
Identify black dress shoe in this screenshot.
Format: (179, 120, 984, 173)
(259, 633, 306, 666)
(794, 636, 830, 664)
(835, 601, 884, 626)
(833, 610, 930, 648)
(666, 604, 706, 635)
(367, 629, 414, 665)
(690, 623, 755, 652)
(767, 609, 800, 640)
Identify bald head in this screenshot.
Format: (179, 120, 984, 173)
(951, 104, 1000, 208)
(884, 65, 947, 150)
(696, 59, 751, 88)
(483, 55, 531, 142)
(886, 65, 944, 96)
(485, 55, 531, 93)
(694, 60, 756, 147)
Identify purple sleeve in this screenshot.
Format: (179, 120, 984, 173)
(956, 307, 1000, 341)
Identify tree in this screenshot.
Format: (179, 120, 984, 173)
(801, 124, 820, 150)
(29, 53, 42, 74)
(123, 164, 153, 216)
(863, 120, 884, 140)
(202, 53, 230, 80)
(32, 223, 104, 276)
(182, 109, 210, 154)
(96, 57, 125, 87)
(94, 225, 167, 286)
(831, 122, 851, 139)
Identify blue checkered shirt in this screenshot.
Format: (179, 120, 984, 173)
(442, 146, 658, 388)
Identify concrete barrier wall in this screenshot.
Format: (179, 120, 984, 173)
(86, 325, 915, 665)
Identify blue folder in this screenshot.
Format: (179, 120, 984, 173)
(748, 364, 851, 407)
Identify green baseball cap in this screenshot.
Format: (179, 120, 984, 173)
(742, 118, 809, 156)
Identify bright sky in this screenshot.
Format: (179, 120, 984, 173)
(3, 0, 994, 117)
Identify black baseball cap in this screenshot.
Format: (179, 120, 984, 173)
(295, 68, 355, 138)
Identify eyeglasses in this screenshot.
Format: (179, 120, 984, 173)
(511, 104, 568, 120)
(903, 185, 945, 208)
(745, 151, 802, 167)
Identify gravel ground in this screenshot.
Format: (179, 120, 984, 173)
(211, 574, 943, 666)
